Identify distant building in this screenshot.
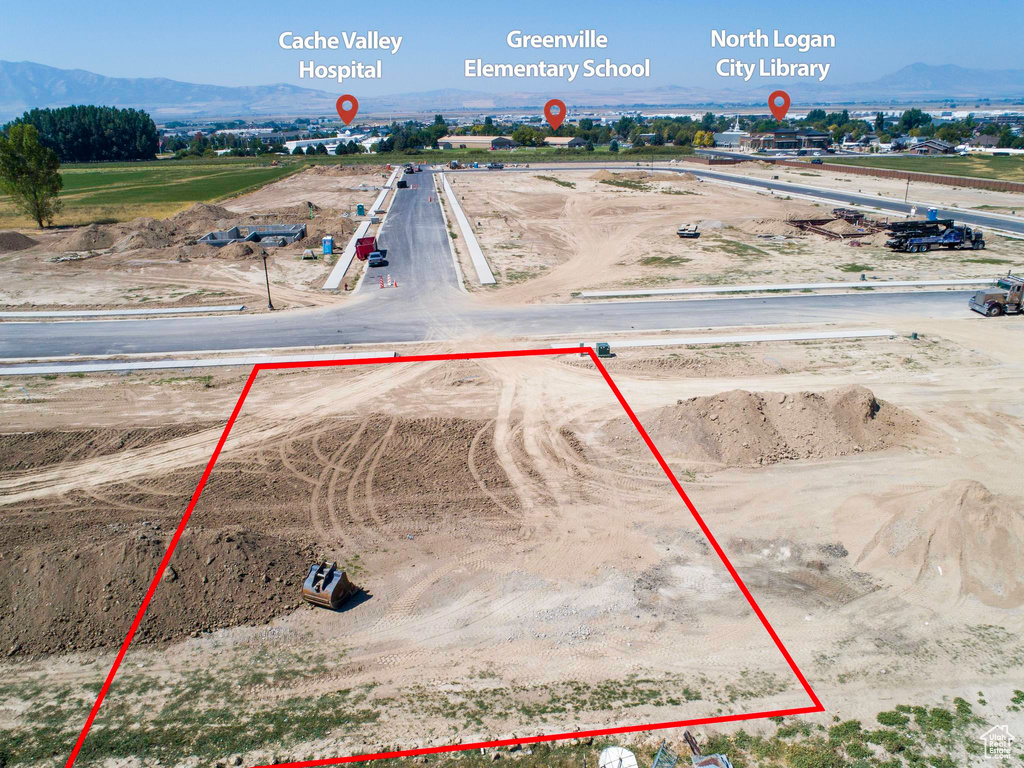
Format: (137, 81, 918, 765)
(740, 128, 829, 151)
(437, 135, 517, 150)
(971, 134, 1000, 148)
(906, 138, 955, 155)
(543, 136, 588, 148)
(713, 119, 749, 147)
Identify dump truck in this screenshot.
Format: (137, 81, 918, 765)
(969, 273, 1024, 316)
(355, 236, 378, 260)
(301, 562, 359, 610)
(885, 219, 985, 252)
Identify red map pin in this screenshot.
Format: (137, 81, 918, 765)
(768, 90, 791, 121)
(336, 94, 359, 125)
(544, 98, 567, 130)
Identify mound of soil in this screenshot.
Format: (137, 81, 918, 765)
(629, 385, 917, 467)
(855, 480, 1024, 608)
(0, 525, 315, 656)
(0, 231, 37, 253)
(109, 217, 175, 252)
(739, 218, 801, 236)
(59, 224, 114, 252)
(822, 219, 868, 236)
(219, 241, 267, 259)
(168, 203, 236, 235)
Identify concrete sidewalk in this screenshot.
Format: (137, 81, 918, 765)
(580, 278, 990, 299)
(555, 328, 897, 349)
(440, 173, 496, 285)
(0, 350, 396, 376)
(0, 305, 246, 319)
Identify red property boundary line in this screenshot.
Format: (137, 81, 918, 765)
(64, 347, 824, 768)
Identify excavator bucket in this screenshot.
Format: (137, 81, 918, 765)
(301, 562, 358, 610)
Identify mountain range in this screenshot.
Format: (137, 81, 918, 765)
(2, 60, 1023, 121)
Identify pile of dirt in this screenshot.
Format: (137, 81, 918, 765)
(218, 241, 267, 260)
(0, 524, 315, 656)
(629, 385, 917, 467)
(855, 480, 1024, 608)
(822, 219, 869, 236)
(59, 224, 114, 252)
(306, 215, 356, 242)
(0, 231, 38, 253)
(112, 217, 175, 252)
(739, 218, 801, 236)
(169, 202, 235, 233)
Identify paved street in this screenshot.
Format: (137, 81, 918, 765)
(0, 165, 997, 361)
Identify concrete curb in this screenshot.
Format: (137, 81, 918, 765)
(440, 173, 496, 285)
(0, 350, 397, 376)
(581, 279, 992, 298)
(323, 221, 371, 290)
(433, 173, 469, 293)
(554, 329, 897, 350)
(0, 305, 246, 319)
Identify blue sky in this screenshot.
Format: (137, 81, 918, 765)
(5, 0, 1021, 94)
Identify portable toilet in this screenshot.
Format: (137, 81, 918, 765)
(927, 207, 938, 221)
(322, 236, 334, 256)
(356, 203, 365, 217)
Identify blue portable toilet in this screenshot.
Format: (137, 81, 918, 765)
(356, 203, 365, 216)
(322, 236, 334, 255)
(926, 208, 938, 221)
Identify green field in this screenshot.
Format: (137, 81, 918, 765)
(819, 154, 1024, 183)
(0, 158, 305, 227)
(0, 144, 695, 228)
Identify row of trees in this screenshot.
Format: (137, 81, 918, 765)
(4, 106, 159, 162)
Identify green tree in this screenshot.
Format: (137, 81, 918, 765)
(585, 140, 595, 152)
(874, 112, 885, 132)
(0, 123, 63, 227)
(609, 139, 619, 153)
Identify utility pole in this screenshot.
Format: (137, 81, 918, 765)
(904, 177, 910, 203)
(262, 252, 275, 310)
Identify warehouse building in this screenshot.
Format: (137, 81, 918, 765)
(543, 136, 588, 148)
(438, 135, 517, 150)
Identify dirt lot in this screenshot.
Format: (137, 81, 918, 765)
(450, 168, 1023, 303)
(2, 320, 1023, 766)
(0, 166, 390, 311)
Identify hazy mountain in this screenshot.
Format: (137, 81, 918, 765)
(0, 61, 339, 120)
(2, 60, 1023, 121)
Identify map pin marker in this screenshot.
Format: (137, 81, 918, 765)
(336, 94, 359, 126)
(544, 99, 567, 130)
(768, 90, 791, 121)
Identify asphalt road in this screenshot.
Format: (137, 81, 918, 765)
(1, 290, 972, 359)
(0, 165, 993, 361)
